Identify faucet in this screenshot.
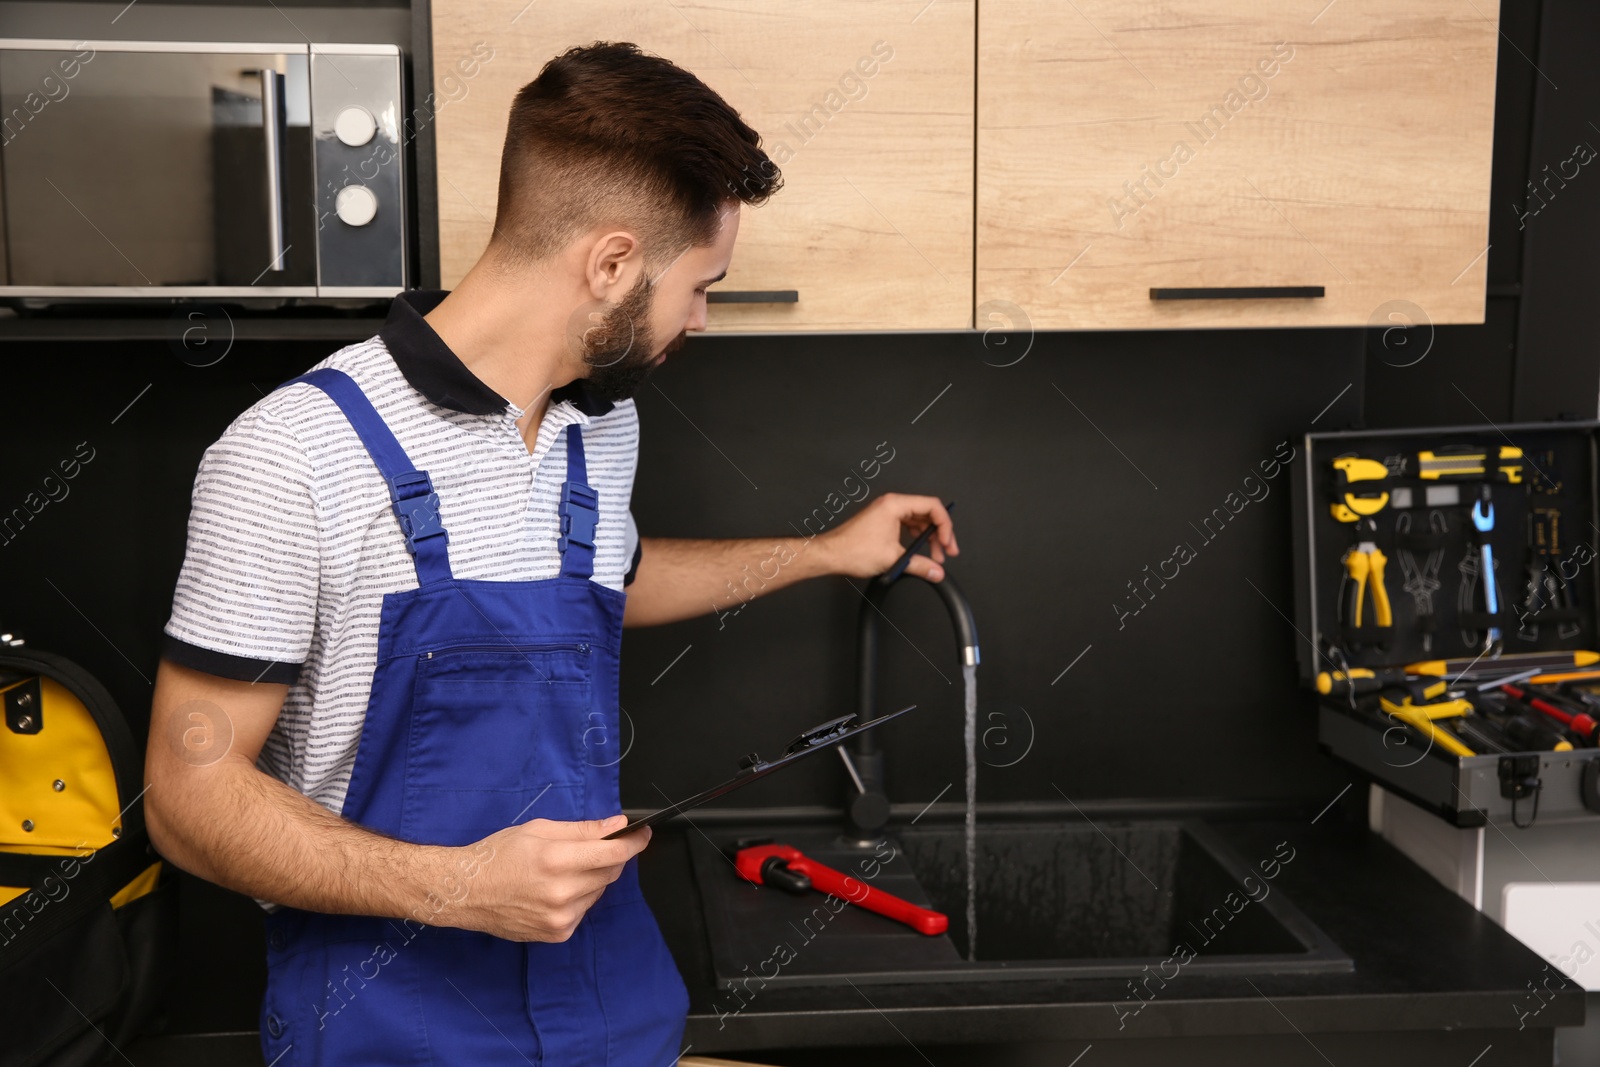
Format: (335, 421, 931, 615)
(840, 569, 980, 846)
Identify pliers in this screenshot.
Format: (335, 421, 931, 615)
(1341, 519, 1393, 629)
(1379, 692, 1476, 757)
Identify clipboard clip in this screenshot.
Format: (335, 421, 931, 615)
(601, 704, 917, 839)
(737, 713, 859, 776)
(785, 713, 857, 755)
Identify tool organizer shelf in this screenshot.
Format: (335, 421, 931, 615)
(1292, 421, 1600, 827)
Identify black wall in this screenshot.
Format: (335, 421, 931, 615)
(0, 0, 1593, 1035)
(621, 327, 1359, 813)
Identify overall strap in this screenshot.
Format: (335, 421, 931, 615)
(279, 368, 453, 585)
(559, 423, 598, 580)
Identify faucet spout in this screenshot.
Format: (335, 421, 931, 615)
(926, 574, 981, 668)
(842, 571, 980, 844)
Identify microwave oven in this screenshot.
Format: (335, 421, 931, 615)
(0, 39, 407, 304)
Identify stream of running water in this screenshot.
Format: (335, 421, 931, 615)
(963, 662, 978, 962)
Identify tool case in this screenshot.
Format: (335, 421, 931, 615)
(1291, 420, 1600, 828)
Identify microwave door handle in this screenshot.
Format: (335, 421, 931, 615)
(258, 68, 287, 273)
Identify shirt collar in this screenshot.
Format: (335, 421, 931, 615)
(378, 289, 616, 418)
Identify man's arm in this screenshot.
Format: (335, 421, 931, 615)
(622, 493, 957, 627)
(144, 659, 649, 942)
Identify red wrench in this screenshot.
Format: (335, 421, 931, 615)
(731, 840, 949, 935)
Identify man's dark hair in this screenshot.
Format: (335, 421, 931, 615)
(491, 41, 782, 274)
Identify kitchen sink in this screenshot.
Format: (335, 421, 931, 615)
(688, 818, 1351, 989)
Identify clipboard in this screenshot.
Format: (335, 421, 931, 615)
(602, 705, 917, 838)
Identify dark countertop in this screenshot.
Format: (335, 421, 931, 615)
(116, 801, 1587, 1066)
(641, 807, 1586, 1054)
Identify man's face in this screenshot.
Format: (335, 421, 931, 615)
(577, 204, 739, 401)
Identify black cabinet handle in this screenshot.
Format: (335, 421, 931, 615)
(1150, 286, 1325, 300)
(707, 290, 799, 304)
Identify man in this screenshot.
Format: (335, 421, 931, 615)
(145, 41, 957, 1066)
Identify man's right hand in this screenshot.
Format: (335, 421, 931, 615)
(444, 815, 652, 942)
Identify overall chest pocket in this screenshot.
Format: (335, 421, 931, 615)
(403, 643, 593, 845)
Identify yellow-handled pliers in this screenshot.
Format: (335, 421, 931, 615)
(1379, 694, 1475, 757)
(1343, 536, 1393, 628)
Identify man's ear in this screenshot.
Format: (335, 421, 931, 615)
(584, 230, 644, 298)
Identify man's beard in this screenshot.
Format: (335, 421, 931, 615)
(578, 272, 686, 402)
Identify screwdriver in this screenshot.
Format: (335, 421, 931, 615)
(1479, 691, 1579, 751)
(1503, 713, 1578, 752)
(1501, 683, 1598, 745)
(1316, 667, 1411, 698)
(1317, 666, 1541, 701)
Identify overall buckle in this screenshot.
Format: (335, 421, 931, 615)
(559, 481, 599, 555)
(388, 470, 446, 554)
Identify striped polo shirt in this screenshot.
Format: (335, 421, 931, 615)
(162, 290, 642, 825)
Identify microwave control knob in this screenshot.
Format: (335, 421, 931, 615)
(335, 185, 379, 227)
(334, 105, 377, 147)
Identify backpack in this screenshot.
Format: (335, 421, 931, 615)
(0, 642, 176, 1067)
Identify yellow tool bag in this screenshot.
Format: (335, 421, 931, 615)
(0, 645, 175, 1067)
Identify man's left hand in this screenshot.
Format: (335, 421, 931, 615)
(818, 493, 959, 582)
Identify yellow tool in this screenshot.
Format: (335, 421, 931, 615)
(1330, 456, 1389, 522)
(1378, 694, 1476, 757)
(1528, 667, 1600, 685)
(1417, 445, 1523, 484)
(1407, 651, 1600, 678)
(1342, 538, 1393, 627)
(1317, 667, 1413, 697)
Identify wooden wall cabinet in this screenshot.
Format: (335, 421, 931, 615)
(433, 1, 1501, 333)
(976, 0, 1502, 330)
(431, 0, 974, 331)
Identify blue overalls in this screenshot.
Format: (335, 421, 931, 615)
(257, 368, 690, 1066)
